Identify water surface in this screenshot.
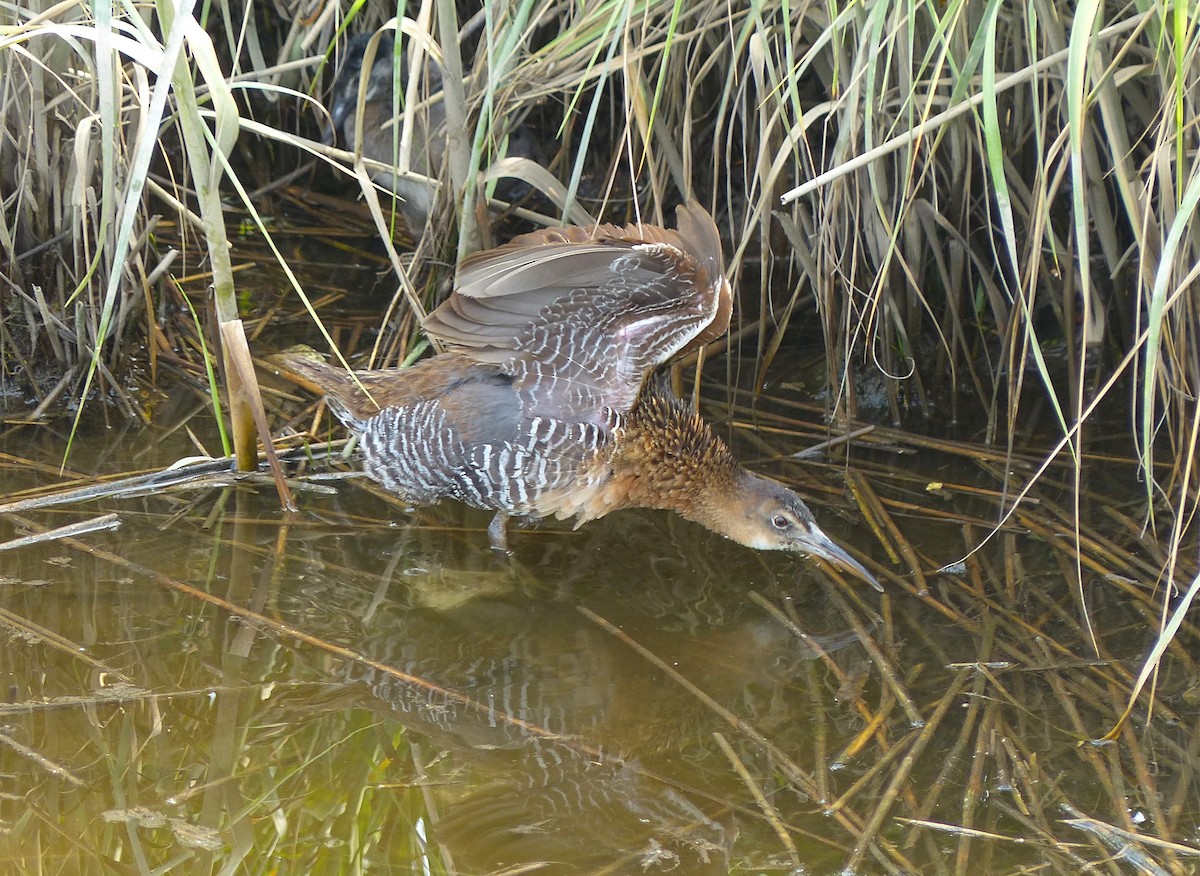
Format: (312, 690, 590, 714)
(1, 380, 1195, 875)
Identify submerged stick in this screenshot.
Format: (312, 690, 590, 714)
(0, 513, 120, 552)
(713, 731, 800, 866)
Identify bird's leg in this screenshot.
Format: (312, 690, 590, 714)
(488, 511, 511, 554)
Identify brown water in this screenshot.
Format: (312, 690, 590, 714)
(1, 382, 1197, 875)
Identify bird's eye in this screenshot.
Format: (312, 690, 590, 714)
(771, 514, 790, 530)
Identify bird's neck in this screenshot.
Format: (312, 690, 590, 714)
(610, 392, 747, 525)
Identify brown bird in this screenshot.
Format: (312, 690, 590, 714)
(277, 203, 879, 588)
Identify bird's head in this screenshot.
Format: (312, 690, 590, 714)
(705, 472, 881, 590)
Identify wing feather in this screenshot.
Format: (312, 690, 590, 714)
(422, 202, 731, 417)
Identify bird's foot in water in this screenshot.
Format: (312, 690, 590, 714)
(487, 512, 512, 555)
(486, 513, 546, 563)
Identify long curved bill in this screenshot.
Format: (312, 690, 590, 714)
(800, 525, 882, 591)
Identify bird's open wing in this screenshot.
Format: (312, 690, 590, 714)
(422, 202, 731, 417)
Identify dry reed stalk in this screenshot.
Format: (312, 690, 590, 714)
(0, 603, 133, 684)
(902, 623, 995, 850)
(712, 730, 800, 866)
(826, 722, 917, 814)
(840, 669, 970, 872)
(823, 586, 922, 726)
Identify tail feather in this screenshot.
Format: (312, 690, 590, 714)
(270, 345, 371, 433)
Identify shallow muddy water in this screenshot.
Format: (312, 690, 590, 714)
(1, 374, 1197, 875)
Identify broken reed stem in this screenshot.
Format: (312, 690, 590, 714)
(0, 604, 134, 685)
(833, 697, 899, 767)
(712, 731, 800, 866)
(842, 668, 970, 872)
(954, 698, 996, 876)
(792, 424, 877, 459)
(0, 729, 86, 787)
(824, 586, 924, 727)
(804, 659, 830, 805)
(827, 723, 919, 814)
(0, 514, 121, 551)
(847, 470, 925, 589)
